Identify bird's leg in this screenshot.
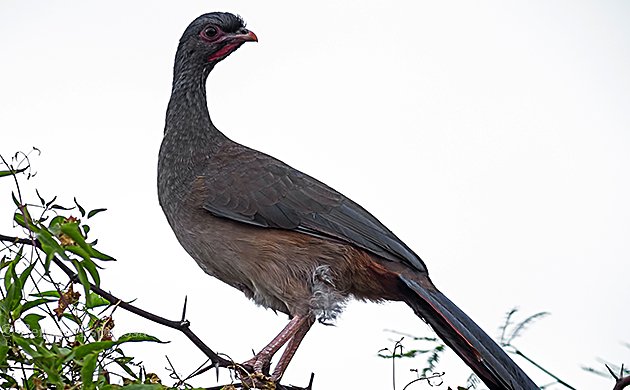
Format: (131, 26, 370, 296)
(243, 314, 311, 374)
(270, 316, 314, 382)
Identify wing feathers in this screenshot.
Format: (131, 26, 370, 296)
(201, 145, 426, 271)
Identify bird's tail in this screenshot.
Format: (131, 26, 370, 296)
(399, 275, 538, 390)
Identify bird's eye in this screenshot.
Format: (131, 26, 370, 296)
(203, 26, 218, 38)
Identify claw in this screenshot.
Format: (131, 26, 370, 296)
(242, 355, 271, 376)
(239, 314, 314, 382)
(239, 371, 276, 389)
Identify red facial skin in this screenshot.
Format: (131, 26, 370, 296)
(200, 26, 258, 62)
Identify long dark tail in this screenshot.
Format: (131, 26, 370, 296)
(400, 275, 538, 390)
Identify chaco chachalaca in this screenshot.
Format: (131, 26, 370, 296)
(157, 12, 538, 390)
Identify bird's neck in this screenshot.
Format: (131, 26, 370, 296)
(164, 57, 227, 153)
(158, 57, 228, 210)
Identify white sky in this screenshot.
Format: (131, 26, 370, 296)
(1, 1, 629, 389)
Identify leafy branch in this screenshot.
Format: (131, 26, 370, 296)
(0, 150, 312, 389)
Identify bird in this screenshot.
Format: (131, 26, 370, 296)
(157, 12, 538, 390)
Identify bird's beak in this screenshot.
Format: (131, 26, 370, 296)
(235, 30, 258, 43)
(207, 29, 257, 62)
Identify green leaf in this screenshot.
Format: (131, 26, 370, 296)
(45, 195, 57, 208)
(116, 333, 165, 344)
(62, 312, 82, 327)
(81, 258, 101, 286)
(5, 261, 23, 313)
(114, 356, 139, 379)
(16, 207, 38, 232)
(47, 215, 67, 235)
(29, 290, 61, 298)
(35, 228, 68, 267)
(60, 221, 115, 262)
(44, 251, 55, 272)
(73, 341, 116, 360)
(0, 372, 18, 388)
(11, 191, 20, 207)
(87, 312, 100, 328)
(0, 167, 27, 178)
(22, 313, 45, 339)
(50, 204, 73, 211)
(90, 247, 115, 261)
(17, 298, 53, 317)
(86, 292, 109, 309)
(5, 285, 20, 314)
(116, 385, 163, 390)
(70, 333, 164, 361)
(35, 189, 46, 206)
(61, 222, 90, 253)
(3, 257, 17, 293)
(0, 306, 9, 338)
(18, 261, 37, 287)
(72, 259, 91, 295)
(74, 197, 86, 217)
(13, 210, 36, 231)
(73, 332, 85, 345)
(87, 208, 107, 219)
(11, 334, 41, 358)
(0, 346, 9, 372)
(0, 259, 12, 271)
(114, 356, 134, 365)
(80, 352, 98, 388)
(66, 245, 91, 262)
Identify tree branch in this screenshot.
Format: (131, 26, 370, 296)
(615, 376, 630, 390)
(609, 364, 630, 390)
(0, 233, 312, 390)
(0, 233, 230, 366)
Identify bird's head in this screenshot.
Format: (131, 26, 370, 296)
(176, 12, 257, 68)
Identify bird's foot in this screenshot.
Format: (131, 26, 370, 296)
(237, 355, 276, 388)
(241, 355, 272, 376)
(238, 371, 276, 389)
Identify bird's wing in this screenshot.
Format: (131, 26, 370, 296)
(201, 144, 426, 272)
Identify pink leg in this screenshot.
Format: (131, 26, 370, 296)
(271, 316, 314, 381)
(243, 314, 311, 374)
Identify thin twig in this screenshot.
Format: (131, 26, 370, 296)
(511, 349, 576, 390)
(402, 372, 444, 390)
